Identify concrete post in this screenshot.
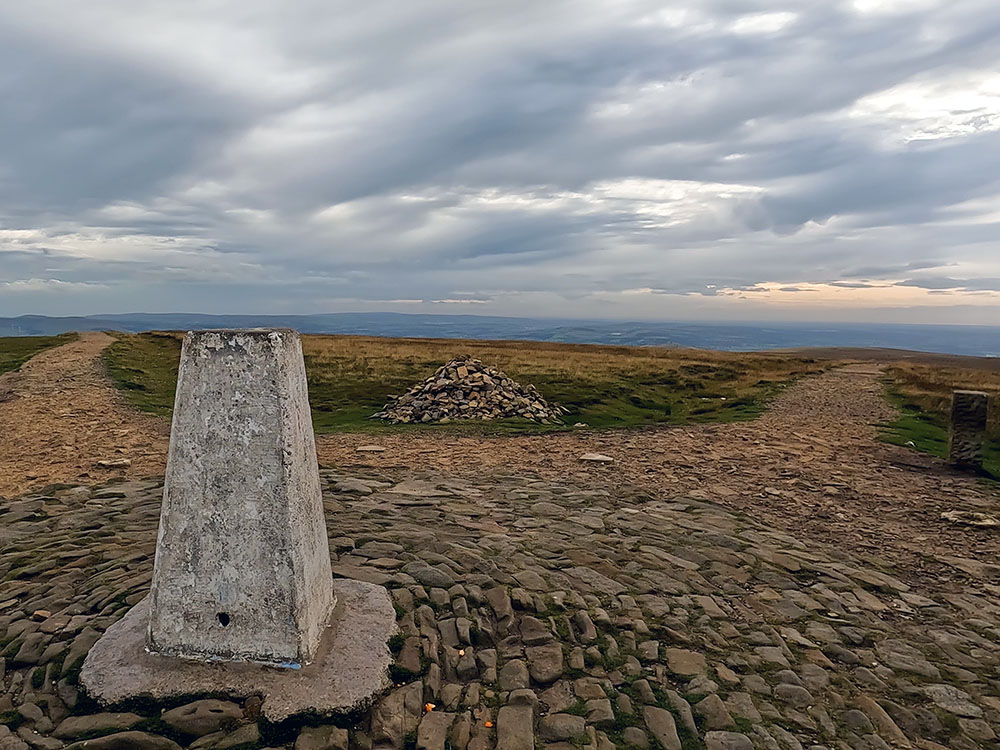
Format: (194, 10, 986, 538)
(948, 389, 989, 472)
(147, 329, 334, 665)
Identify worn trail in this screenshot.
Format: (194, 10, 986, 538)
(0, 332, 168, 497)
(1, 335, 996, 584)
(318, 365, 1000, 582)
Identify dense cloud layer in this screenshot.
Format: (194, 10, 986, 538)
(2, 0, 999, 322)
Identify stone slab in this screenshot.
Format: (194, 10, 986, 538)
(81, 580, 395, 723)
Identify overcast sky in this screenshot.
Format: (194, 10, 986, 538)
(2, 1, 1000, 323)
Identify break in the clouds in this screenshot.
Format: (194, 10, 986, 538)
(2, 0, 1000, 323)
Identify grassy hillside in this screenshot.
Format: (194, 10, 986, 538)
(102, 332, 183, 418)
(103, 332, 827, 433)
(0, 333, 77, 376)
(882, 361, 1000, 478)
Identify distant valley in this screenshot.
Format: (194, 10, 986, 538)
(1, 312, 998, 357)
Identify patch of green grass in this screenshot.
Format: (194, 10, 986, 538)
(0, 333, 76, 375)
(732, 716, 755, 734)
(881, 382, 1000, 480)
(102, 332, 181, 418)
(103, 332, 827, 435)
(935, 708, 961, 737)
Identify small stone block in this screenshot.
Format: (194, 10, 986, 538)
(948, 390, 989, 471)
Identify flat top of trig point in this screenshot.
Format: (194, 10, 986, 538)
(183, 329, 302, 351)
(186, 328, 298, 335)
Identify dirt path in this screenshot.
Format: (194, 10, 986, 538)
(1, 335, 996, 580)
(317, 364, 1000, 579)
(0, 331, 168, 497)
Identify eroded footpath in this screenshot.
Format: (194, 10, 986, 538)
(1, 336, 997, 590)
(0, 332, 168, 498)
(319, 366, 1000, 583)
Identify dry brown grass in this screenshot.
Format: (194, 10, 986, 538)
(887, 362, 1000, 436)
(302, 334, 819, 384)
(106, 332, 828, 433)
(301, 335, 829, 431)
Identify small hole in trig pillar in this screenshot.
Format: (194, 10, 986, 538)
(217, 612, 231, 627)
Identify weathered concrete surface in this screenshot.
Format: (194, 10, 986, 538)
(147, 329, 334, 664)
(948, 389, 989, 471)
(80, 580, 396, 723)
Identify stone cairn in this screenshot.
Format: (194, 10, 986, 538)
(374, 358, 567, 424)
(948, 389, 990, 472)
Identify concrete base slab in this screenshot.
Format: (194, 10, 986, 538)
(80, 580, 396, 723)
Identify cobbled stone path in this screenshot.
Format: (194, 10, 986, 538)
(1, 469, 998, 749)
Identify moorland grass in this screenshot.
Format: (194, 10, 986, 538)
(882, 362, 1000, 479)
(103, 332, 828, 434)
(102, 332, 182, 418)
(0, 333, 77, 376)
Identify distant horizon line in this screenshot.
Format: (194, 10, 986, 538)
(4, 310, 1000, 330)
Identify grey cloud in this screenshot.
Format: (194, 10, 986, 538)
(897, 277, 1000, 291)
(1, 0, 1000, 322)
(0, 34, 249, 222)
(846, 260, 955, 277)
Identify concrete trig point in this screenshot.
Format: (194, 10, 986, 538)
(948, 389, 989, 472)
(147, 329, 333, 665)
(81, 329, 395, 722)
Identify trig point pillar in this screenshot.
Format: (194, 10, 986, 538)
(147, 329, 334, 664)
(948, 390, 989, 471)
(80, 329, 396, 723)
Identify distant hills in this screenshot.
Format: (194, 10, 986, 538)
(1, 312, 998, 357)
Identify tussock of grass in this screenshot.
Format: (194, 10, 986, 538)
(103, 332, 826, 434)
(0, 333, 77, 376)
(882, 362, 1000, 478)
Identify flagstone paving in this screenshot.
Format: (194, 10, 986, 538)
(1, 469, 998, 749)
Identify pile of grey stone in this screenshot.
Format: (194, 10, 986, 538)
(374, 358, 566, 424)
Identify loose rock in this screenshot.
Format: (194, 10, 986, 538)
(375, 359, 564, 424)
